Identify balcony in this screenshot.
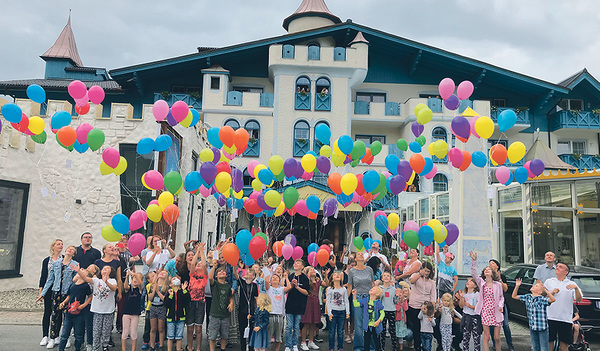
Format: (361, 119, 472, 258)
(549, 110, 600, 131)
(490, 107, 530, 125)
(315, 93, 331, 111)
(295, 93, 311, 110)
(353, 101, 401, 116)
(153, 93, 201, 110)
(559, 154, 600, 170)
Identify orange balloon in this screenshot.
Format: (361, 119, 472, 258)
(328, 172, 343, 195)
(308, 212, 317, 220)
(219, 125, 236, 147)
(272, 241, 284, 257)
(316, 249, 329, 266)
(459, 150, 472, 171)
(163, 204, 179, 225)
(57, 126, 77, 147)
(409, 154, 425, 174)
(222, 243, 240, 266)
(234, 128, 249, 149)
(490, 144, 507, 165)
(363, 148, 372, 160)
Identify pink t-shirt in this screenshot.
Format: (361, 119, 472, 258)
(408, 274, 437, 309)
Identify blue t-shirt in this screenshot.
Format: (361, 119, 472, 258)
(164, 259, 177, 278)
(67, 282, 92, 314)
(437, 260, 457, 293)
(123, 287, 143, 315)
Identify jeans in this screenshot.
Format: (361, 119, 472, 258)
(285, 314, 302, 349)
(530, 329, 549, 351)
(353, 294, 375, 351)
(364, 326, 382, 351)
(329, 310, 345, 350)
(421, 332, 433, 351)
(84, 309, 93, 346)
(59, 312, 85, 351)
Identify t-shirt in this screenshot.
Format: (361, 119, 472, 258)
(123, 287, 143, 315)
(189, 271, 208, 302)
(437, 260, 457, 294)
(94, 258, 121, 274)
(145, 250, 171, 272)
(326, 287, 349, 315)
(380, 285, 396, 311)
(285, 272, 310, 315)
(348, 267, 374, 295)
(267, 286, 286, 315)
(534, 264, 556, 284)
(544, 277, 580, 323)
(418, 311, 436, 333)
(254, 277, 266, 294)
(67, 282, 92, 314)
(210, 280, 232, 318)
(91, 277, 117, 314)
(462, 292, 479, 315)
(74, 247, 101, 269)
(238, 279, 259, 315)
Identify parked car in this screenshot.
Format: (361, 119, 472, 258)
(502, 264, 600, 329)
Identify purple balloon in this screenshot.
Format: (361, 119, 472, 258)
(411, 122, 424, 137)
(530, 158, 545, 176)
(217, 195, 227, 207)
(166, 111, 178, 126)
(322, 197, 338, 217)
(285, 234, 297, 247)
(257, 193, 275, 211)
(316, 156, 331, 174)
(284, 158, 296, 178)
(389, 175, 407, 195)
(445, 223, 459, 245)
(444, 94, 460, 110)
(200, 162, 218, 185)
(451, 116, 470, 140)
(211, 147, 221, 164)
(0, 119, 2, 133)
(295, 161, 305, 178)
(210, 184, 217, 195)
(397, 161, 413, 180)
(231, 168, 244, 192)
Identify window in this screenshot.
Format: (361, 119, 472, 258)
(293, 120, 311, 157)
(0, 180, 28, 278)
(313, 121, 330, 151)
(210, 77, 220, 90)
(493, 99, 506, 108)
(316, 78, 330, 96)
(172, 86, 201, 94)
(431, 127, 447, 142)
(308, 43, 320, 60)
(355, 135, 386, 146)
(233, 86, 263, 93)
(296, 77, 310, 94)
(433, 174, 448, 192)
(356, 92, 386, 103)
(243, 168, 252, 187)
(224, 119, 240, 130)
(243, 120, 260, 157)
(558, 140, 586, 155)
(559, 99, 584, 111)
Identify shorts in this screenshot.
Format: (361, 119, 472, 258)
(268, 314, 284, 342)
(186, 300, 205, 326)
(208, 316, 230, 340)
(149, 304, 166, 320)
(548, 320, 573, 344)
(166, 320, 185, 340)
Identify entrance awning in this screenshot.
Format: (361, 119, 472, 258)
(524, 139, 576, 170)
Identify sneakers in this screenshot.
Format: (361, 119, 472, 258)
(293, 346, 300, 351)
(308, 341, 320, 350)
(314, 336, 323, 343)
(40, 336, 48, 346)
(300, 342, 310, 351)
(46, 338, 55, 349)
(65, 338, 71, 348)
(86, 345, 93, 351)
(344, 336, 352, 344)
(284, 348, 291, 351)
(108, 339, 115, 347)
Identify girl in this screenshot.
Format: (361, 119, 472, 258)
(469, 251, 504, 351)
(186, 242, 208, 351)
(418, 302, 436, 351)
(266, 273, 291, 351)
(249, 293, 273, 351)
(394, 282, 411, 350)
(439, 293, 461, 351)
(57, 266, 93, 351)
(460, 278, 481, 351)
(121, 271, 144, 351)
(39, 239, 63, 347)
(326, 271, 350, 351)
(394, 253, 407, 286)
(165, 277, 190, 351)
(352, 286, 385, 351)
(300, 266, 325, 351)
(379, 271, 398, 351)
(253, 264, 267, 293)
(148, 270, 169, 351)
(344, 257, 356, 344)
(77, 265, 117, 351)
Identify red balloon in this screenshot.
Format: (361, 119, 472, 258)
(75, 103, 90, 115)
(287, 207, 297, 216)
(308, 212, 317, 220)
(459, 150, 472, 171)
(244, 199, 262, 215)
(319, 244, 332, 255)
(316, 249, 329, 266)
(216, 161, 231, 174)
(355, 174, 365, 195)
(11, 114, 30, 133)
(409, 154, 425, 174)
(490, 144, 507, 165)
(219, 126, 236, 147)
(249, 236, 267, 260)
(400, 240, 408, 251)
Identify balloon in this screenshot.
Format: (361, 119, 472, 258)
(171, 101, 189, 122)
(50, 111, 71, 130)
(438, 78, 455, 100)
(530, 158, 545, 176)
(216, 126, 234, 148)
(68, 80, 87, 100)
(474, 116, 494, 139)
(340, 173, 358, 195)
(350, 140, 367, 161)
(233, 128, 249, 150)
(316, 249, 329, 266)
(128, 233, 146, 256)
(31, 130, 47, 144)
(99, 161, 113, 175)
(409, 154, 425, 174)
(114, 157, 128, 176)
(514, 166, 529, 184)
(316, 156, 331, 174)
(490, 144, 507, 166)
(200, 162, 218, 185)
(86, 85, 105, 105)
(162, 204, 179, 225)
(418, 225, 434, 246)
(498, 109, 517, 133)
(102, 147, 120, 168)
(370, 141, 382, 156)
(146, 204, 162, 222)
(375, 215, 389, 235)
(301, 154, 317, 172)
(303, 243, 318, 255)
(328, 173, 343, 195)
(469, 116, 481, 138)
(306, 195, 321, 213)
(417, 107, 433, 125)
(154, 134, 172, 152)
(236, 229, 253, 252)
(388, 175, 407, 195)
(395, 139, 408, 152)
(73, 140, 89, 154)
(411, 122, 424, 137)
(264, 190, 281, 208)
(457, 81, 474, 100)
(336, 135, 352, 155)
(249, 236, 267, 260)
(353, 236, 364, 250)
(296, 200, 310, 217)
(387, 213, 400, 233)
(222, 243, 240, 266)
(26, 84, 46, 103)
(268, 155, 284, 175)
(433, 225, 448, 244)
(451, 116, 470, 141)
(307, 252, 318, 267)
(363, 238, 373, 251)
(129, 210, 147, 231)
(164, 171, 183, 194)
(322, 198, 337, 217)
(507, 142, 526, 164)
(57, 126, 77, 147)
(26, 116, 44, 135)
(111, 214, 130, 235)
(136, 138, 155, 155)
(144, 170, 164, 190)
(415, 136, 426, 147)
(206, 127, 223, 148)
(1, 103, 23, 123)
(431, 140, 449, 159)
(273, 241, 284, 257)
(258, 168, 274, 186)
(282, 244, 293, 260)
(315, 123, 331, 144)
(320, 145, 332, 157)
(158, 192, 174, 211)
(409, 141, 422, 153)
(495, 166, 511, 184)
(215, 172, 232, 193)
(445, 223, 459, 245)
(86, 129, 105, 151)
(444, 94, 460, 110)
(459, 151, 471, 171)
(151, 100, 169, 122)
(404, 220, 419, 233)
(284, 234, 297, 247)
(292, 246, 304, 260)
(101, 225, 121, 242)
(471, 151, 487, 168)
(283, 187, 299, 209)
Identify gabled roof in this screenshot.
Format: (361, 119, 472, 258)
(282, 0, 341, 31)
(524, 139, 576, 170)
(41, 16, 83, 67)
(557, 68, 600, 92)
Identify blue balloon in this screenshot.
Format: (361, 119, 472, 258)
(26, 84, 46, 104)
(418, 225, 434, 246)
(315, 124, 331, 144)
(471, 151, 487, 168)
(308, 243, 319, 254)
(409, 141, 422, 153)
(306, 150, 317, 157)
(363, 238, 373, 251)
(226, 198, 235, 209)
(338, 135, 354, 155)
(189, 109, 200, 127)
(235, 199, 244, 210)
(420, 157, 434, 176)
(258, 168, 274, 185)
(385, 155, 400, 175)
(375, 215, 389, 235)
(336, 193, 353, 205)
(254, 211, 263, 218)
(306, 195, 321, 214)
(503, 171, 514, 186)
(184, 171, 201, 192)
(264, 209, 275, 217)
(154, 134, 172, 152)
(73, 141, 88, 153)
(207, 127, 223, 148)
(439, 241, 447, 248)
(1, 103, 23, 123)
(514, 167, 529, 184)
(50, 111, 71, 130)
(498, 109, 517, 133)
(236, 229, 252, 252)
(363, 170, 380, 193)
(136, 138, 155, 154)
(111, 214, 130, 235)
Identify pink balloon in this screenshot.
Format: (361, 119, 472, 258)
(198, 185, 210, 197)
(352, 193, 359, 203)
(249, 191, 260, 200)
(496, 166, 511, 184)
(457, 81, 474, 100)
(75, 92, 89, 107)
(307, 251, 317, 267)
(448, 148, 463, 168)
(102, 147, 120, 168)
(282, 244, 293, 260)
(381, 171, 392, 178)
(128, 233, 146, 256)
(524, 161, 535, 178)
(302, 171, 313, 180)
(469, 116, 481, 138)
(149, 200, 159, 206)
(68, 80, 87, 100)
(296, 200, 310, 217)
(424, 164, 437, 179)
(247, 160, 260, 178)
(388, 228, 398, 236)
(171, 101, 189, 122)
(76, 123, 93, 144)
(373, 210, 386, 218)
(144, 170, 164, 190)
(152, 100, 169, 122)
(358, 196, 371, 207)
(403, 220, 419, 232)
(129, 210, 147, 231)
(438, 78, 455, 100)
(88, 86, 105, 105)
(292, 246, 304, 260)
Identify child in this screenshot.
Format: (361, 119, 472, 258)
(285, 259, 310, 351)
(249, 293, 273, 351)
(58, 267, 93, 351)
(418, 302, 436, 351)
(165, 277, 191, 351)
(141, 271, 156, 351)
(352, 286, 385, 351)
(326, 271, 350, 351)
(208, 266, 233, 351)
(300, 266, 325, 351)
(439, 293, 461, 351)
(394, 282, 411, 350)
(511, 278, 556, 351)
(237, 267, 259, 351)
(121, 271, 143, 351)
(187, 243, 208, 351)
(379, 271, 398, 351)
(148, 270, 169, 351)
(252, 264, 267, 293)
(460, 278, 481, 351)
(266, 273, 291, 351)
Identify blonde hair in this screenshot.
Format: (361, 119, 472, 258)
(372, 286, 383, 299)
(442, 293, 454, 311)
(399, 281, 411, 299)
(49, 239, 63, 254)
(256, 293, 273, 313)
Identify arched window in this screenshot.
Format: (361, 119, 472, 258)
(315, 77, 331, 111)
(431, 126, 448, 163)
(313, 121, 330, 151)
(295, 77, 311, 110)
(316, 77, 330, 96)
(433, 174, 448, 192)
(296, 77, 310, 94)
(243, 168, 252, 187)
(293, 120, 310, 157)
(308, 43, 320, 60)
(243, 120, 260, 157)
(224, 119, 240, 130)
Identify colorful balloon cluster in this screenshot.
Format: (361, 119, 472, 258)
(395, 219, 460, 250)
(146, 192, 180, 225)
(136, 134, 173, 155)
(307, 242, 333, 267)
(100, 147, 127, 175)
(152, 100, 200, 128)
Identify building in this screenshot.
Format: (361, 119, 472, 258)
(2, 0, 600, 289)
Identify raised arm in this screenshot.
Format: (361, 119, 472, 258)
(209, 265, 216, 286)
(511, 278, 521, 300)
(469, 251, 479, 280)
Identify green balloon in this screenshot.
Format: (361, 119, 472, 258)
(370, 140, 382, 156)
(415, 135, 427, 147)
(353, 236, 364, 250)
(350, 140, 367, 161)
(396, 138, 408, 151)
(350, 159, 360, 167)
(283, 187, 299, 209)
(403, 230, 419, 249)
(274, 171, 285, 182)
(255, 232, 269, 246)
(373, 172, 386, 194)
(164, 171, 183, 194)
(374, 189, 387, 201)
(87, 128, 105, 151)
(31, 131, 47, 144)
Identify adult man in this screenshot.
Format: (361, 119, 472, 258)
(545, 263, 582, 351)
(364, 241, 390, 273)
(73, 232, 101, 269)
(435, 245, 457, 296)
(534, 251, 556, 285)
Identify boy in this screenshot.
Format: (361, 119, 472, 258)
(352, 286, 385, 351)
(285, 259, 309, 351)
(208, 266, 233, 351)
(511, 278, 556, 351)
(58, 268, 93, 351)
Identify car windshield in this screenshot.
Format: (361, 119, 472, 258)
(571, 276, 600, 291)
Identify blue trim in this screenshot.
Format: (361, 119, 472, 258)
(333, 47, 346, 61)
(549, 110, 600, 131)
(354, 101, 370, 114)
(276, 180, 334, 195)
(558, 154, 600, 171)
(385, 102, 400, 115)
(227, 91, 243, 106)
(295, 93, 311, 110)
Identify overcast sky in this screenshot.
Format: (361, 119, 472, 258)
(2, 0, 600, 84)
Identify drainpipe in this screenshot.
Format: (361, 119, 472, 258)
(546, 98, 563, 148)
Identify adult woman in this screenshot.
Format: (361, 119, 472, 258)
(176, 249, 200, 284)
(38, 245, 79, 349)
(38, 239, 63, 347)
(406, 261, 437, 351)
(347, 251, 374, 351)
(396, 249, 421, 283)
(145, 236, 175, 273)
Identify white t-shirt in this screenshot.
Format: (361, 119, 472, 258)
(365, 252, 390, 272)
(91, 277, 117, 314)
(462, 292, 479, 315)
(544, 277, 580, 323)
(267, 286, 286, 315)
(145, 249, 171, 272)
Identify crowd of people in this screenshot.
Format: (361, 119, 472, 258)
(37, 232, 583, 351)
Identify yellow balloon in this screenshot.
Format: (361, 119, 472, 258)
(507, 142, 526, 164)
(428, 219, 442, 228)
(264, 190, 281, 208)
(100, 161, 113, 175)
(113, 157, 127, 176)
(331, 153, 345, 167)
(301, 154, 316, 173)
(333, 139, 344, 157)
(474, 116, 494, 139)
(428, 143, 435, 156)
(416, 108, 433, 125)
(223, 144, 236, 155)
(432, 140, 448, 159)
(388, 213, 399, 231)
(200, 148, 213, 162)
(252, 179, 263, 191)
(407, 171, 415, 185)
(101, 225, 122, 242)
(223, 190, 231, 198)
(141, 174, 150, 190)
(433, 225, 448, 244)
(29, 116, 45, 135)
(269, 155, 284, 175)
(340, 173, 358, 195)
(215, 172, 232, 193)
(175, 183, 183, 196)
(320, 145, 332, 157)
(146, 204, 162, 222)
(158, 191, 174, 210)
(233, 190, 243, 199)
(253, 164, 266, 179)
(274, 201, 286, 217)
(414, 103, 428, 116)
(180, 111, 193, 128)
